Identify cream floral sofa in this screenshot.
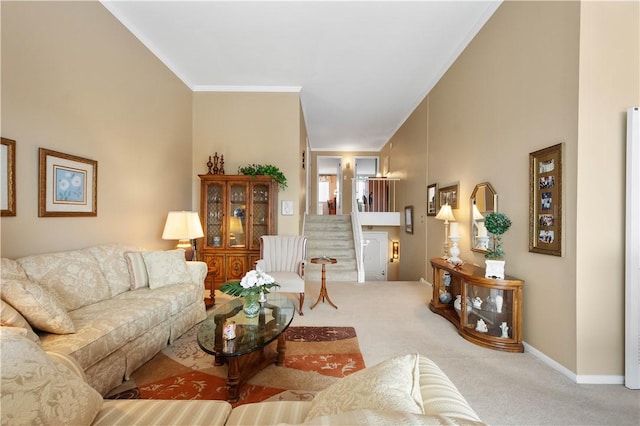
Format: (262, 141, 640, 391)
(1, 325, 485, 425)
(0, 244, 207, 396)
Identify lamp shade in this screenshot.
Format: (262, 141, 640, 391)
(162, 211, 204, 240)
(472, 204, 485, 221)
(435, 204, 456, 222)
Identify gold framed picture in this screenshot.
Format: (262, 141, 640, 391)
(438, 183, 459, 209)
(529, 143, 562, 256)
(1, 138, 16, 217)
(39, 148, 97, 217)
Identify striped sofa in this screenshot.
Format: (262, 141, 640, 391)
(1, 324, 484, 425)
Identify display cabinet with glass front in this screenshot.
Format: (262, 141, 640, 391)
(199, 175, 277, 304)
(429, 258, 524, 352)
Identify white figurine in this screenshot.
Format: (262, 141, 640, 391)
(473, 297, 483, 309)
(475, 319, 488, 333)
(500, 322, 509, 338)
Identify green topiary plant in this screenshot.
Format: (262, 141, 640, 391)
(484, 212, 512, 260)
(238, 164, 287, 190)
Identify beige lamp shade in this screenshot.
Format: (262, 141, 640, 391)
(162, 211, 204, 242)
(435, 204, 456, 222)
(229, 216, 244, 235)
(472, 204, 485, 221)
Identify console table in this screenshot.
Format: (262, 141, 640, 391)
(429, 258, 524, 352)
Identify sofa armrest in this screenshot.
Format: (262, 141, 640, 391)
(186, 261, 207, 285)
(46, 351, 87, 382)
(418, 355, 482, 422)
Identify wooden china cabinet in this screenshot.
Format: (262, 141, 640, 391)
(199, 175, 277, 305)
(429, 258, 524, 352)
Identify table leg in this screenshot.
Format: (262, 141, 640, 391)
(276, 334, 286, 366)
(310, 264, 338, 310)
(226, 357, 240, 403)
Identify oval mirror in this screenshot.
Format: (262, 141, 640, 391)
(470, 182, 498, 253)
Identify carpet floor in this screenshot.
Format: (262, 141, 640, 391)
(106, 326, 365, 406)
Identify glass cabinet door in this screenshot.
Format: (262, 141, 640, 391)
(228, 183, 247, 248)
(249, 182, 271, 250)
(462, 280, 514, 341)
(205, 182, 224, 248)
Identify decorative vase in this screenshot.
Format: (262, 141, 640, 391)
(485, 259, 505, 279)
(243, 293, 260, 318)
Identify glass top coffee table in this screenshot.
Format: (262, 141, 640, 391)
(197, 293, 295, 402)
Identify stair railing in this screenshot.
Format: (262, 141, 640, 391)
(350, 211, 366, 283)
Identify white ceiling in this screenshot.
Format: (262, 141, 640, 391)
(101, 1, 501, 152)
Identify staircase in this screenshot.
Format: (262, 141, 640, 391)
(303, 214, 358, 282)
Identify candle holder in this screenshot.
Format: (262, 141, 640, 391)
(447, 236, 463, 265)
(476, 235, 490, 250)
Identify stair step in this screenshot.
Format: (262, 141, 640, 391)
(303, 214, 358, 282)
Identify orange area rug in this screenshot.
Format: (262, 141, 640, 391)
(106, 326, 365, 406)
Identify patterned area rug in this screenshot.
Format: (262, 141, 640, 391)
(106, 326, 365, 406)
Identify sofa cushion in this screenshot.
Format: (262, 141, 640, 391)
(0, 326, 103, 426)
(304, 353, 424, 421)
(87, 244, 141, 297)
(419, 356, 482, 422)
(300, 409, 485, 425)
(0, 299, 40, 342)
(39, 297, 171, 369)
(124, 251, 149, 289)
(18, 250, 111, 311)
(1, 257, 29, 280)
(114, 283, 200, 316)
(141, 249, 192, 289)
(0, 277, 75, 334)
(226, 401, 312, 426)
(94, 400, 232, 426)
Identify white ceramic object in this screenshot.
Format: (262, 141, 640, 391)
(485, 259, 505, 279)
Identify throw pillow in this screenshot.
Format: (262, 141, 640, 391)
(0, 278, 75, 334)
(304, 353, 424, 422)
(124, 251, 149, 290)
(17, 250, 111, 311)
(0, 300, 40, 342)
(87, 244, 142, 296)
(1, 258, 29, 280)
(141, 249, 191, 289)
(0, 327, 102, 425)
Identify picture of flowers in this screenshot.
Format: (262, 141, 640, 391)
(39, 148, 97, 217)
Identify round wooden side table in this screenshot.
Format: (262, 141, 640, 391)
(310, 257, 338, 310)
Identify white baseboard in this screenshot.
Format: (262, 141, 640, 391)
(524, 342, 624, 384)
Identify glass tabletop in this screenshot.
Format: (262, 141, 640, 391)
(197, 293, 295, 357)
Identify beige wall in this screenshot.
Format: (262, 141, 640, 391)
(382, 98, 429, 281)
(1, 1, 193, 258)
(388, 0, 639, 376)
(191, 92, 302, 236)
(576, 0, 640, 376)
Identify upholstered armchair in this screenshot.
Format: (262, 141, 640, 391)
(256, 235, 307, 315)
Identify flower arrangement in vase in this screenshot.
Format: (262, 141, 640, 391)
(219, 269, 280, 317)
(483, 212, 512, 279)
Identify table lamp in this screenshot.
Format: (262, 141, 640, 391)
(435, 204, 456, 259)
(162, 211, 204, 260)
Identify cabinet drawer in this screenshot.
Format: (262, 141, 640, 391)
(226, 255, 248, 281)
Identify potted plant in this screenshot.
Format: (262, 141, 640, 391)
(238, 164, 287, 190)
(219, 269, 280, 318)
(483, 212, 511, 279)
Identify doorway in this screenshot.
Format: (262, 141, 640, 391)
(353, 156, 379, 212)
(317, 156, 342, 215)
(362, 231, 388, 281)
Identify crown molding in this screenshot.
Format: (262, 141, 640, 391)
(192, 85, 302, 93)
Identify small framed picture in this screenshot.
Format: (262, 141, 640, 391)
(405, 205, 414, 234)
(427, 183, 438, 216)
(39, 148, 97, 217)
(529, 143, 562, 256)
(438, 183, 459, 209)
(1, 138, 16, 217)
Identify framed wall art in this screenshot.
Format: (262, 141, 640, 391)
(1, 138, 16, 216)
(427, 183, 438, 216)
(39, 148, 97, 217)
(529, 143, 562, 256)
(405, 205, 414, 234)
(438, 183, 459, 209)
